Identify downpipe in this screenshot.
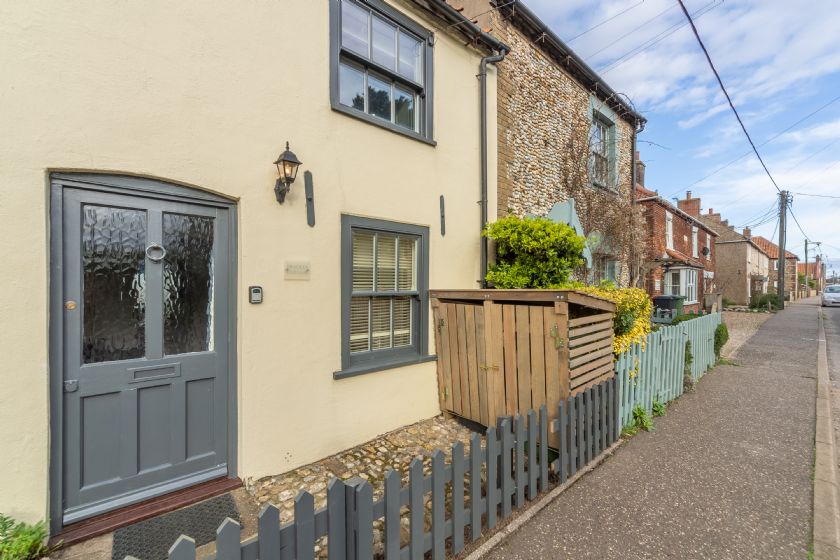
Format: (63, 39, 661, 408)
(479, 48, 508, 287)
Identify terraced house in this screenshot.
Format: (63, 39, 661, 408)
(698, 211, 772, 306)
(635, 185, 717, 314)
(451, 0, 646, 286)
(0, 0, 509, 540)
(751, 235, 800, 302)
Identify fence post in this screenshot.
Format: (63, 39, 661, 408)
(296, 491, 316, 560)
(486, 426, 498, 529)
(432, 450, 445, 560)
(469, 433, 482, 541)
(409, 457, 424, 560)
(354, 482, 373, 560)
(215, 518, 240, 560)
(168, 535, 196, 560)
(527, 409, 538, 500)
(258, 503, 281, 560)
(539, 406, 549, 492)
(327, 478, 347, 560)
(384, 470, 400, 560)
(499, 418, 513, 518)
(451, 442, 465, 554)
(514, 415, 525, 508)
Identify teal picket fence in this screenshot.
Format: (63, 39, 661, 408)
(615, 312, 721, 430)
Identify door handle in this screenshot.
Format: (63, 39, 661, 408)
(145, 243, 166, 263)
(64, 380, 79, 393)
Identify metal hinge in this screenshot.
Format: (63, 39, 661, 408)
(64, 380, 79, 393)
(550, 324, 565, 349)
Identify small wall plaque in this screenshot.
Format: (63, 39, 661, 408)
(285, 261, 311, 280)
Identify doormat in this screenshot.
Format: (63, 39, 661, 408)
(111, 494, 239, 560)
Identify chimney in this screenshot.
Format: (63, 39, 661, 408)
(635, 151, 646, 187)
(708, 208, 713, 214)
(677, 190, 701, 217)
(743, 227, 751, 238)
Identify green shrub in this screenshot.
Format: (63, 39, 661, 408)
(652, 396, 666, 417)
(714, 323, 729, 358)
(749, 293, 782, 310)
(483, 215, 586, 289)
(685, 340, 693, 367)
(670, 313, 703, 325)
(632, 404, 654, 432)
(0, 514, 56, 559)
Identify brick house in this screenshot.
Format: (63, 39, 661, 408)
(697, 210, 772, 306)
(635, 184, 717, 314)
(751, 235, 799, 300)
(798, 257, 823, 294)
(451, 0, 646, 286)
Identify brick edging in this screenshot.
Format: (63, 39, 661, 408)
(814, 308, 840, 558)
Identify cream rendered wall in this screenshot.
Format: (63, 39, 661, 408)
(0, 0, 498, 524)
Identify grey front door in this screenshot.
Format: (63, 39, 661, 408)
(60, 185, 232, 524)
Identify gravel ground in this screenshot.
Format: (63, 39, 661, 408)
(720, 310, 773, 358)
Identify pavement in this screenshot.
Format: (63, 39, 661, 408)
(483, 301, 818, 560)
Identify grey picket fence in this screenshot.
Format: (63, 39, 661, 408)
(140, 378, 618, 560)
(615, 312, 721, 430)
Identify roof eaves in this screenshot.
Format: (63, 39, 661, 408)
(636, 196, 718, 235)
(410, 0, 510, 54)
(496, 0, 644, 127)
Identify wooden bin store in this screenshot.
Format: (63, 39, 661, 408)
(430, 290, 616, 445)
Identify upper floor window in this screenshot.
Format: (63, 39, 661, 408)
(773, 260, 778, 270)
(705, 232, 711, 260)
(590, 116, 613, 187)
(331, 0, 434, 143)
(665, 211, 674, 250)
(692, 226, 699, 258)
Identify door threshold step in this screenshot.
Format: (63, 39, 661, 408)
(53, 476, 242, 547)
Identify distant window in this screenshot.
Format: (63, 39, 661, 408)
(705, 232, 711, 260)
(773, 260, 778, 270)
(664, 268, 699, 303)
(692, 226, 699, 258)
(665, 211, 674, 250)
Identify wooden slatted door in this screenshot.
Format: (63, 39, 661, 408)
(432, 300, 571, 439)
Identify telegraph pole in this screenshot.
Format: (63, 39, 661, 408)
(777, 190, 789, 309)
(805, 239, 808, 298)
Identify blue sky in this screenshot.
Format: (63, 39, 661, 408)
(515, 0, 840, 276)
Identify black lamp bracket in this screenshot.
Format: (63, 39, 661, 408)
(274, 178, 291, 204)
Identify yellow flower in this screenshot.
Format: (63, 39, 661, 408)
(574, 285, 653, 357)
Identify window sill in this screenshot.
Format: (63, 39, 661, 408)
(590, 180, 619, 194)
(331, 102, 437, 147)
(333, 354, 437, 380)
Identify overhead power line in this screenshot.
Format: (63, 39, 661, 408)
(584, 2, 678, 60)
(599, 0, 723, 75)
(668, 93, 840, 197)
(791, 191, 840, 200)
(676, 0, 782, 194)
(567, 0, 646, 43)
(788, 203, 811, 242)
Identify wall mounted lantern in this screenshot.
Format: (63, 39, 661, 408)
(273, 141, 302, 204)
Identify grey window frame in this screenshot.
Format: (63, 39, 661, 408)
(590, 111, 616, 190)
(336, 215, 432, 379)
(330, 0, 435, 145)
